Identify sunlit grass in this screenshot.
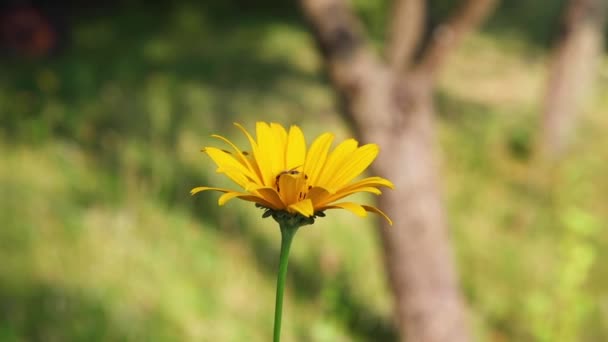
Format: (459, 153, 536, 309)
(0, 141, 373, 341)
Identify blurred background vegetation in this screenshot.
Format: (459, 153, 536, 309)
(1, 0, 607, 341)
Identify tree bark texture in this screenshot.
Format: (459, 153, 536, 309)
(541, 0, 607, 158)
(299, 0, 496, 341)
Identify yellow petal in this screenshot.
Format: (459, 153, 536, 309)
(277, 173, 308, 206)
(215, 165, 254, 190)
(218, 191, 247, 206)
(288, 199, 314, 217)
(204, 147, 258, 186)
(306, 186, 331, 208)
(235, 122, 273, 187)
(270, 123, 288, 149)
(285, 125, 306, 170)
(328, 144, 379, 191)
(244, 153, 264, 185)
(257, 122, 284, 183)
(303, 132, 334, 185)
(191, 186, 279, 209)
(340, 176, 395, 192)
(362, 205, 393, 226)
(317, 187, 383, 207)
(234, 122, 257, 150)
(211, 134, 263, 184)
(190, 186, 234, 195)
(234, 195, 279, 209)
(316, 139, 359, 190)
(271, 122, 288, 171)
(253, 187, 285, 210)
(323, 202, 368, 217)
(218, 192, 278, 208)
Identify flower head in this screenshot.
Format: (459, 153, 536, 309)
(191, 122, 394, 225)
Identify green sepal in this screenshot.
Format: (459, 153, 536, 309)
(256, 205, 326, 226)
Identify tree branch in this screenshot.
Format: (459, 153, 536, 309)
(299, 0, 390, 129)
(416, 0, 497, 80)
(299, 0, 367, 62)
(540, 0, 606, 158)
(560, 0, 607, 36)
(386, 0, 426, 73)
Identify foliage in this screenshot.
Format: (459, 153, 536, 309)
(1, 2, 607, 341)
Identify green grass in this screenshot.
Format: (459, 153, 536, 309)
(1, 3, 608, 341)
(0, 139, 390, 341)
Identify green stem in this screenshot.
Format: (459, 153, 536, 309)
(273, 222, 299, 342)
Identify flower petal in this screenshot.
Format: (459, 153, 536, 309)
(218, 191, 277, 208)
(190, 186, 234, 195)
(256, 122, 284, 184)
(271, 122, 288, 171)
(288, 199, 314, 217)
(277, 173, 308, 206)
(270, 123, 288, 149)
(253, 187, 285, 210)
(285, 125, 306, 170)
(216, 166, 256, 190)
(317, 187, 383, 207)
(362, 205, 393, 226)
(204, 147, 258, 186)
(211, 134, 263, 184)
(341, 176, 395, 192)
(235, 123, 273, 187)
(218, 191, 246, 206)
(316, 139, 359, 190)
(303, 132, 334, 185)
(234, 122, 258, 152)
(191, 186, 279, 209)
(323, 202, 368, 217)
(306, 186, 331, 208)
(236, 195, 279, 209)
(328, 144, 379, 191)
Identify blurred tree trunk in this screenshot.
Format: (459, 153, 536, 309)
(299, 0, 496, 341)
(541, 0, 607, 158)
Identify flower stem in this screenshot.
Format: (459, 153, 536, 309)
(273, 222, 299, 342)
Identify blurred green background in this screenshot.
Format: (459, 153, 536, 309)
(1, 1, 607, 341)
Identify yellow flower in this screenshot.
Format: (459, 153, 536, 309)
(191, 122, 394, 225)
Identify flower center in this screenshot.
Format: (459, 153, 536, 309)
(275, 169, 311, 202)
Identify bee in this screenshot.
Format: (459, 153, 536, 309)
(275, 166, 308, 192)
